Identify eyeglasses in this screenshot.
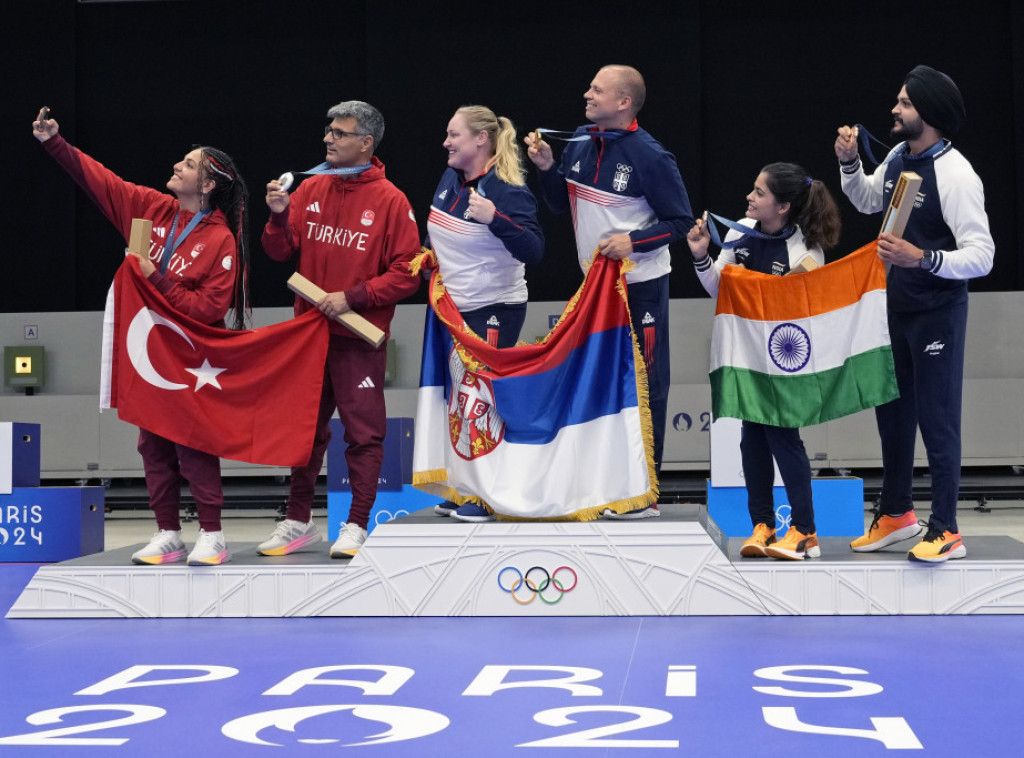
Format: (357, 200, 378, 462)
(324, 126, 366, 141)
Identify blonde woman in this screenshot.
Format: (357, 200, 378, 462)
(426, 105, 544, 521)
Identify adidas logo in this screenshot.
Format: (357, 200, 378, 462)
(439, 189, 448, 200)
(642, 312, 655, 325)
(153, 227, 166, 238)
(486, 315, 500, 327)
(306, 201, 321, 213)
(570, 161, 581, 173)
(357, 377, 375, 389)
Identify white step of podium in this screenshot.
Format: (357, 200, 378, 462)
(8, 505, 1024, 618)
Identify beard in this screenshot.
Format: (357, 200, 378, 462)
(890, 116, 924, 142)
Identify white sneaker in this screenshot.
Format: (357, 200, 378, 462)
(330, 523, 367, 558)
(602, 505, 661, 520)
(257, 519, 323, 556)
(131, 530, 186, 565)
(187, 529, 231, 566)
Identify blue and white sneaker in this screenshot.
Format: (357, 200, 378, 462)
(451, 503, 496, 522)
(434, 501, 458, 516)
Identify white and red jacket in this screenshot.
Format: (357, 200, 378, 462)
(536, 121, 694, 284)
(426, 166, 543, 311)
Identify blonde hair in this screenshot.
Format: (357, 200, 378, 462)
(455, 105, 525, 186)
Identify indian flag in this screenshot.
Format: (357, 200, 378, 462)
(710, 241, 898, 428)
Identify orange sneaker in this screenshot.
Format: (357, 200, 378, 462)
(765, 527, 820, 560)
(739, 523, 777, 557)
(850, 511, 924, 552)
(908, 527, 966, 563)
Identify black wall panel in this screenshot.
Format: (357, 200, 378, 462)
(3, 0, 1019, 312)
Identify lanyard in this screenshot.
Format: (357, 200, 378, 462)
(277, 161, 372, 193)
(536, 127, 629, 143)
(299, 161, 372, 177)
(853, 123, 892, 166)
(854, 123, 948, 166)
(704, 212, 793, 250)
(161, 208, 211, 274)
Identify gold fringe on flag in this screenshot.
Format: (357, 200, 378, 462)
(414, 249, 658, 521)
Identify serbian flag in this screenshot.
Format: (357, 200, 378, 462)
(711, 241, 899, 428)
(413, 253, 657, 521)
(101, 257, 328, 466)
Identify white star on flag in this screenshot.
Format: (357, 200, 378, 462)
(186, 358, 227, 391)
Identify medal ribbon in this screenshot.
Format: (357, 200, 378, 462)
(853, 123, 948, 166)
(298, 161, 372, 177)
(704, 212, 793, 250)
(853, 123, 893, 166)
(161, 208, 211, 274)
(536, 127, 629, 143)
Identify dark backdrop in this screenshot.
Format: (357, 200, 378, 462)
(3, 0, 1021, 312)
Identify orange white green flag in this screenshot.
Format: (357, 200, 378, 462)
(710, 241, 899, 428)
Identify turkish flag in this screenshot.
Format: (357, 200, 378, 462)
(101, 257, 328, 466)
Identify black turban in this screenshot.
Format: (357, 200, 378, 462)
(903, 65, 966, 135)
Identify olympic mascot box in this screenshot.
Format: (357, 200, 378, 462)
(326, 417, 433, 537)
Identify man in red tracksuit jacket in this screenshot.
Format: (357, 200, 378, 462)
(259, 100, 420, 558)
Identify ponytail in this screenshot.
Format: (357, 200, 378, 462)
(456, 106, 526, 186)
(761, 162, 841, 252)
(797, 180, 842, 252)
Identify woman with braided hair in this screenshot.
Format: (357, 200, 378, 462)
(198, 145, 251, 330)
(32, 106, 251, 566)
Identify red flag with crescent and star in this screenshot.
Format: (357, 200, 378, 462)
(100, 257, 328, 467)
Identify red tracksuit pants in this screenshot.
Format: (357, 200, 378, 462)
(285, 337, 387, 528)
(138, 428, 223, 532)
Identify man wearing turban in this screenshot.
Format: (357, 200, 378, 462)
(833, 65, 995, 563)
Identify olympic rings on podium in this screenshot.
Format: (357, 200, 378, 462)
(497, 566, 578, 605)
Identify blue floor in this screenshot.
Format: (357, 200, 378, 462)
(2, 564, 1023, 756)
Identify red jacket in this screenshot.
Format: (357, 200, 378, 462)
(262, 157, 421, 342)
(43, 135, 236, 326)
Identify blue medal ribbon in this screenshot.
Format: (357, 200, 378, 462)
(298, 161, 372, 177)
(278, 161, 372, 193)
(853, 123, 892, 166)
(160, 208, 211, 275)
(704, 212, 793, 250)
(536, 127, 629, 143)
(853, 123, 948, 166)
